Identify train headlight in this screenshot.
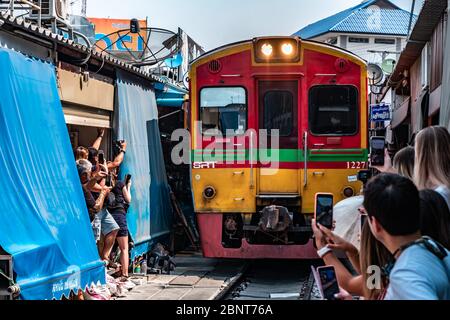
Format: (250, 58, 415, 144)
(343, 187, 355, 198)
(281, 43, 294, 55)
(261, 43, 273, 57)
(254, 37, 301, 63)
(203, 186, 216, 200)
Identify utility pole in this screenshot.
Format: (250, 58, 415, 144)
(81, 0, 87, 16)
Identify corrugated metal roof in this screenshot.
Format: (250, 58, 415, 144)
(0, 12, 186, 91)
(293, 0, 414, 38)
(332, 8, 414, 35)
(389, 0, 447, 84)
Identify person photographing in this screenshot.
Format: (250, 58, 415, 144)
(108, 174, 132, 281)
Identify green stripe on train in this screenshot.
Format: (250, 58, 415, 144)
(191, 149, 369, 162)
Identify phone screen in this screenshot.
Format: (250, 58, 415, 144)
(370, 137, 385, 166)
(316, 194, 333, 229)
(125, 174, 132, 185)
(318, 266, 340, 300)
(98, 152, 105, 164)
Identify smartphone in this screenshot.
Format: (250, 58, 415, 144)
(125, 174, 132, 185)
(317, 266, 340, 300)
(370, 137, 385, 166)
(105, 174, 112, 187)
(361, 214, 368, 230)
(98, 151, 105, 165)
(357, 170, 372, 185)
(314, 193, 334, 229)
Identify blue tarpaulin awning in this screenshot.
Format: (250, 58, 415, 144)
(0, 48, 105, 300)
(154, 81, 188, 108)
(115, 71, 173, 258)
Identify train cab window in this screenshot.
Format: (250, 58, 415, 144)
(309, 85, 358, 135)
(263, 91, 293, 136)
(200, 87, 247, 135)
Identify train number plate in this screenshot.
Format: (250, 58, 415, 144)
(346, 161, 367, 169)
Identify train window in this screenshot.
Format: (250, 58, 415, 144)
(263, 91, 293, 136)
(200, 87, 247, 135)
(309, 85, 358, 135)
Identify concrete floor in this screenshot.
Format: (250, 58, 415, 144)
(117, 251, 245, 300)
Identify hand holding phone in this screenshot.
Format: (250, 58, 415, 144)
(315, 193, 334, 230)
(98, 151, 105, 165)
(370, 137, 385, 167)
(125, 174, 132, 186)
(311, 266, 341, 300)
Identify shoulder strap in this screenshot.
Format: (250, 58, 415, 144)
(419, 237, 450, 285)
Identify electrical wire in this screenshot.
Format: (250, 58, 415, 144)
(0, 267, 14, 286)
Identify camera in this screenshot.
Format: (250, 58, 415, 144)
(357, 170, 373, 186)
(115, 140, 125, 148)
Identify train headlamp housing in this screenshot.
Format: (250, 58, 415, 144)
(254, 37, 301, 63)
(203, 186, 216, 200)
(343, 186, 355, 198)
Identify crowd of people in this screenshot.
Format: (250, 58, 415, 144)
(75, 129, 132, 283)
(71, 125, 450, 300)
(313, 125, 450, 300)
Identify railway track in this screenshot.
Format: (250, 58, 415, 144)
(217, 260, 324, 301)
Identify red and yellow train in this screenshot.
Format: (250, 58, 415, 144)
(188, 36, 368, 259)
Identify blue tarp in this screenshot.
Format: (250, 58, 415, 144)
(154, 82, 187, 108)
(0, 48, 105, 300)
(116, 71, 173, 258)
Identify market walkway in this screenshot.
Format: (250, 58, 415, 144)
(117, 251, 246, 300)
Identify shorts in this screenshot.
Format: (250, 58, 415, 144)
(110, 210, 128, 238)
(91, 208, 120, 240)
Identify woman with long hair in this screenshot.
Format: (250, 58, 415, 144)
(414, 126, 450, 208)
(372, 146, 415, 181)
(419, 189, 450, 249)
(392, 146, 415, 181)
(359, 221, 391, 299)
(312, 218, 392, 300)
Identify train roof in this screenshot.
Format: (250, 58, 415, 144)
(190, 37, 367, 69)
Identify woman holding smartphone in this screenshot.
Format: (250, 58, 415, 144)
(312, 218, 391, 300)
(108, 175, 132, 281)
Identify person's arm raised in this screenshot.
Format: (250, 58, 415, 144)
(370, 149, 397, 174)
(123, 179, 132, 203)
(318, 224, 361, 274)
(108, 141, 127, 170)
(85, 165, 107, 191)
(93, 187, 110, 213)
(91, 128, 105, 151)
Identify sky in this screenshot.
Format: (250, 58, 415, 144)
(83, 0, 417, 51)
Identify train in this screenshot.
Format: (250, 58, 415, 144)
(188, 36, 368, 259)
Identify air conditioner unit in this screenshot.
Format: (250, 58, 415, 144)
(29, 0, 69, 24)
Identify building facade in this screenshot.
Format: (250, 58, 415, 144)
(294, 0, 413, 65)
(384, 0, 449, 151)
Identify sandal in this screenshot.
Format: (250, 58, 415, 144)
(104, 260, 120, 269)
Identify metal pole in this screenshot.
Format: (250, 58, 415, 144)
(9, 0, 14, 16)
(81, 0, 87, 16)
(38, 0, 41, 26)
(18, 0, 41, 10)
(407, 0, 416, 37)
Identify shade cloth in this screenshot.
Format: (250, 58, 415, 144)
(115, 70, 173, 258)
(0, 48, 105, 300)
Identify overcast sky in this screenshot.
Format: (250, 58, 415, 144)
(83, 0, 417, 50)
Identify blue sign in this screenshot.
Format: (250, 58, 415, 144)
(371, 103, 391, 122)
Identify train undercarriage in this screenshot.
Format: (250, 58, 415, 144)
(196, 196, 318, 260)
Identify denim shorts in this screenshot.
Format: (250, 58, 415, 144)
(91, 208, 119, 240)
